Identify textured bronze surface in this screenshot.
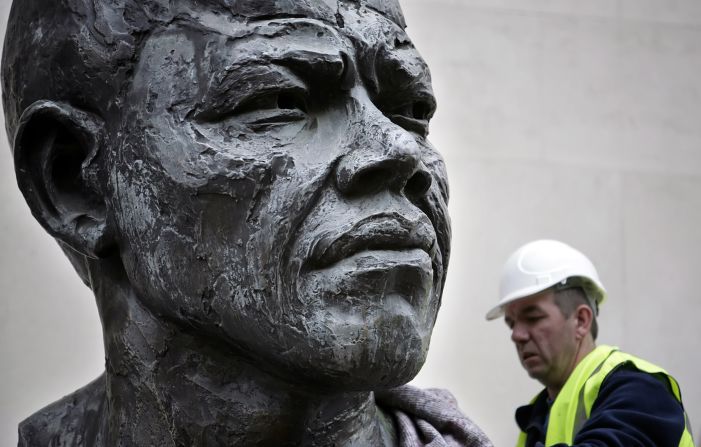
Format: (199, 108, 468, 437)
(3, 1, 485, 445)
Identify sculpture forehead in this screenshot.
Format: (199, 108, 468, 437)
(133, 4, 417, 86)
(197, 0, 406, 28)
(132, 0, 412, 70)
(170, 0, 407, 42)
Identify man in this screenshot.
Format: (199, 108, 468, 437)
(2, 0, 492, 445)
(486, 239, 693, 446)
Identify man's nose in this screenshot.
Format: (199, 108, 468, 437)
(334, 121, 432, 199)
(511, 323, 529, 343)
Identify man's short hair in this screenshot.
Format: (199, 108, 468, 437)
(553, 286, 599, 340)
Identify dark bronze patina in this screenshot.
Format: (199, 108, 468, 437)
(3, 1, 491, 445)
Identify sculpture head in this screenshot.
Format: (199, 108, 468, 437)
(3, 0, 451, 390)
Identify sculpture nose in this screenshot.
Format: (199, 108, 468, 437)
(335, 123, 432, 199)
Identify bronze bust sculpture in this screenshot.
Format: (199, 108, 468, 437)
(2, 0, 491, 445)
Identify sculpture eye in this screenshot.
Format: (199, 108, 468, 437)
(410, 100, 433, 121)
(276, 91, 308, 113)
(234, 89, 309, 121)
(197, 88, 310, 132)
(385, 98, 435, 137)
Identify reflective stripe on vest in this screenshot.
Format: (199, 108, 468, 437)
(515, 345, 694, 447)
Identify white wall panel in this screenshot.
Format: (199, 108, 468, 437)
(1, 1, 700, 446)
(401, 1, 701, 444)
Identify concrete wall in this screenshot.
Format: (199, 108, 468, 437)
(1, 1, 700, 446)
(402, 1, 701, 445)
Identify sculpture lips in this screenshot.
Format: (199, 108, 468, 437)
(311, 213, 437, 269)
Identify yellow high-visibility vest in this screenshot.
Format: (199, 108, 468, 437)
(516, 345, 694, 447)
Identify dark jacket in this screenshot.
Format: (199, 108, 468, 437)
(515, 365, 688, 447)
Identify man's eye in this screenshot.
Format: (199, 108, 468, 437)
(525, 315, 544, 324)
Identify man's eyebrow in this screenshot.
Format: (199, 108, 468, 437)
(504, 305, 544, 327)
(519, 305, 545, 316)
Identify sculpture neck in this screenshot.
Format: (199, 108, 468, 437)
(91, 260, 395, 446)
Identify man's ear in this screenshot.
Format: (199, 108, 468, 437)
(13, 100, 115, 259)
(574, 304, 593, 339)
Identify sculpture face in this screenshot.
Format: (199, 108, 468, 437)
(108, 4, 449, 389)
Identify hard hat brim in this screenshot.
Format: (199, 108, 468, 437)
(485, 277, 607, 321)
(484, 281, 563, 320)
(488, 240, 608, 321)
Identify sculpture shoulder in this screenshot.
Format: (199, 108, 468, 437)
(18, 373, 107, 447)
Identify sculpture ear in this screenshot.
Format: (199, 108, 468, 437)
(13, 100, 115, 259)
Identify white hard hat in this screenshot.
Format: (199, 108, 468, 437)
(485, 239, 607, 320)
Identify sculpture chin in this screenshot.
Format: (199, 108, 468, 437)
(278, 318, 431, 391)
(273, 247, 438, 390)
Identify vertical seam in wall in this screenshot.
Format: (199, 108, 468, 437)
(619, 171, 628, 349)
(536, 13, 544, 160)
(615, 4, 628, 351)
